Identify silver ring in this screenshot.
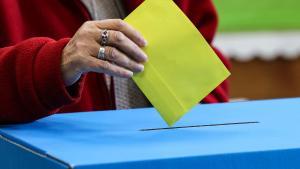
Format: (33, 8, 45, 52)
(101, 29, 109, 46)
(97, 47, 106, 60)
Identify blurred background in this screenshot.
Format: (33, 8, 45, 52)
(213, 0, 300, 100)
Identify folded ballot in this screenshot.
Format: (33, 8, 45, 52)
(124, 0, 230, 126)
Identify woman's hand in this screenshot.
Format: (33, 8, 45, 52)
(61, 19, 148, 86)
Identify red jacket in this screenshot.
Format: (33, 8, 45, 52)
(0, 0, 230, 124)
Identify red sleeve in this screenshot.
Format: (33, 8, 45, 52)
(0, 38, 84, 124)
(123, 0, 231, 103)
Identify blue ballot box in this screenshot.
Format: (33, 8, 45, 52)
(1, 98, 300, 169)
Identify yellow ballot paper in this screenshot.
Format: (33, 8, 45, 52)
(124, 0, 230, 126)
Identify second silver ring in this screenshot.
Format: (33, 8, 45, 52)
(97, 47, 106, 60)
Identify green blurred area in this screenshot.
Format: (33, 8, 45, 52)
(213, 0, 300, 32)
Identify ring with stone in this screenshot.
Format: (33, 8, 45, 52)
(101, 29, 109, 46)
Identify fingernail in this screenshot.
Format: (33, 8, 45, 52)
(143, 39, 148, 46)
(140, 52, 148, 62)
(140, 39, 147, 47)
(127, 71, 134, 77)
(137, 64, 144, 72)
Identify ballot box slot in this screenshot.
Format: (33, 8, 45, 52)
(140, 121, 259, 131)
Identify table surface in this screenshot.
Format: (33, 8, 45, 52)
(1, 98, 300, 167)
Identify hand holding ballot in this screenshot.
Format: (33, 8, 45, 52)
(61, 19, 148, 86)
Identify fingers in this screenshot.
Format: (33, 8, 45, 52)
(87, 20, 148, 63)
(84, 56, 133, 78)
(89, 44, 144, 73)
(95, 19, 147, 47)
(70, 20, 148, 79)
(104, 46, 144, 72)
(107, 30, 147, 62)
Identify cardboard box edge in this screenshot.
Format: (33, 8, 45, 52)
(0, 133, 72, 169)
